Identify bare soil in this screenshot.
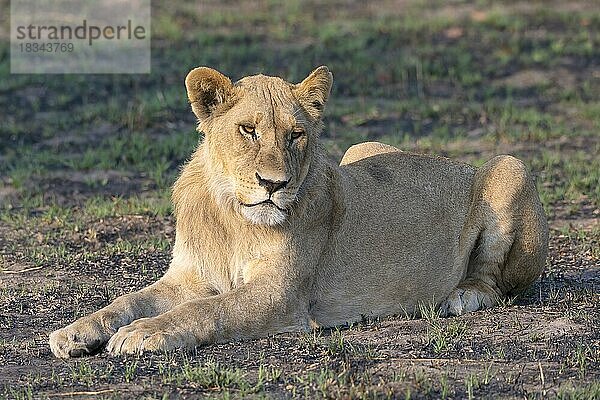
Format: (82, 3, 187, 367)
(0, 197, 598, 399)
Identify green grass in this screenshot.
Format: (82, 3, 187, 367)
(2, 2, 599, 217)
(156, 358, 285, 396)
(83, 191, 172, 219)
(557, 382, 600, 400)
(420, 302, 469, 354)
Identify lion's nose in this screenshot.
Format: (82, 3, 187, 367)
(256, 172, 289, 194)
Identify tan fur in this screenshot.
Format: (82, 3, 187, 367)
(49, 66, 549, 358)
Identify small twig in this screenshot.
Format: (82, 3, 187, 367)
(50, 389, 116, 397)
(1, 266, 43, 274)
(389, 357, 507, 363)
(538, 361, 546, 396)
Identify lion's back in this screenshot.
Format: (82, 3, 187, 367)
(340, 141, 401, 165)
(337, 147, 476, 251)
(311, 145, 477, 325)
(339, 144, 476, 207)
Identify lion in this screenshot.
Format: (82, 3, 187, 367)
(49, 66, 549, 358)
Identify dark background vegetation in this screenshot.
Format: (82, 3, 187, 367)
(0, 0, 598, 398)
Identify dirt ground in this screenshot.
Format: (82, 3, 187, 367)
(0, 213, 598, 399)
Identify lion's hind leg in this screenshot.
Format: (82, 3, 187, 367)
(441, 155, 548, 316)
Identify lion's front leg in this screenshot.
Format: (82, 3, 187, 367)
(49, 313, 115, 358)
(49, 276, 213, 358)
(106, 282, 308, 355)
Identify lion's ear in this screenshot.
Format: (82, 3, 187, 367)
(294, 66, 333, 119)
(185, 67, 233, 120)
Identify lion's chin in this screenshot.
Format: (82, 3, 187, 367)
(240, 202, 287, 226)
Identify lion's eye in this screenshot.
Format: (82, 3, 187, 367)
(291, 128, 305, 141)
(239, 125, 256, 139)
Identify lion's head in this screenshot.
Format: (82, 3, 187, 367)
(184, 66, 333, 226)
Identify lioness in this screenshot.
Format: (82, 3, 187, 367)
(50, 66, 548, 358)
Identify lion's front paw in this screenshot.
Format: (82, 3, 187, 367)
(106, 317, 187, 355)
(49, 320, 110, 358)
